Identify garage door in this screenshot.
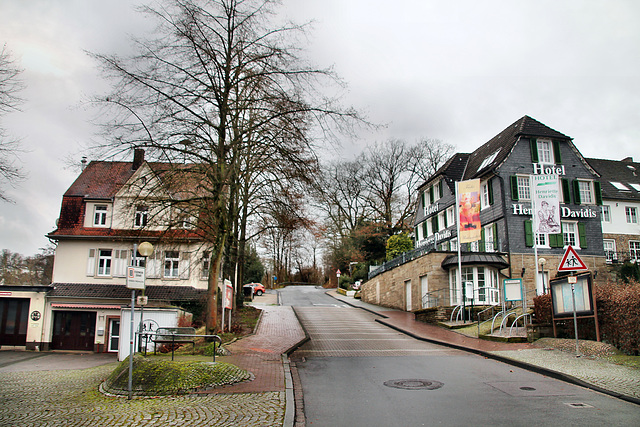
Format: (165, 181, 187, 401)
(0, 298, 30, 346)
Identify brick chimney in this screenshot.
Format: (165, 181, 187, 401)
(132, 149, 145, 170)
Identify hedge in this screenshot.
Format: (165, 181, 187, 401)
(533, 280, 640, 355)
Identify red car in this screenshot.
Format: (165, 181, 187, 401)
(243, 283, 266, 296)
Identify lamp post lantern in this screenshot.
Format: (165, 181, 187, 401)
(538, 257, 547, 294)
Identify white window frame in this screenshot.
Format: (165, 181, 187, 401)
(630, 241, 640, 261)
(601, 205, 611, 223)
(201, 252, 210, 279)
(438, 212, 446, 232)
(135, 206, 148, 227)
(480, 181, 490, 210)
(97, 249, 112, 277)
(164, 251, 180, 278)
(517, 175, 531, 201)
(625, 206, 638, 224)
(562, 221, 579, 249)
(537, 139, 554, 164)
(603, 239, 616, 263)
(535, 232, 549, 248)
(483, 224, 495, 252)
(578, 180, 594, 205)
(446, 206, 455, 227)
(94, 205, 108, 227)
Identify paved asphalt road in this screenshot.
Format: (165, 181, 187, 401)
(284, 286, 640, 426)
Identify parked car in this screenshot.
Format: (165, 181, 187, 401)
(243, 283, 266, 296)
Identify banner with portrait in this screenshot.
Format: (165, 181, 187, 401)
(457, 179, 481, 243)
(531, 174, 561, 234)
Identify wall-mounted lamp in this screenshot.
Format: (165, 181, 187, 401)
(521, 267, 526, 277)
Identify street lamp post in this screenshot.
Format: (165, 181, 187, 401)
(127, 241, 153, 400)
(538, 257, 547, 294)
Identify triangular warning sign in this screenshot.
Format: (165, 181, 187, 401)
(557, 245, 588, 271)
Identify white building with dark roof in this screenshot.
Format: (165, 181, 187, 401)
(586, 157, 640, 264)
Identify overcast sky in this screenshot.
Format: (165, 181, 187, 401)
(1, 0, 639, 256)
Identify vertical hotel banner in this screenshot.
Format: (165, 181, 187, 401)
(457, 179, 481, 243)
(531, 174, 561, 234)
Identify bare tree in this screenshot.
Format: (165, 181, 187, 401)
(0, 45, 25, 202)
(91, 0, 358, 332)
(360, 139, 423, 236)
(414, 138, 455, 181)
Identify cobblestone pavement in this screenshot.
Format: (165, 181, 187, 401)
(0, 300, 304, 427)
(490, 348, 640, 399)
(0, 364, 285, 426)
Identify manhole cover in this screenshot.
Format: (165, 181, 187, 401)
(383, 379, 444, 390)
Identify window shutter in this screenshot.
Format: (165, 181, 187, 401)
(432, 216, 439, 232)
(438, 180, 444, 198)
(488, 179, 494, 205)
(113, 250, 128, 278)
(422, 222, 427, 237)
(414, 227, 419, 241)
(510, 176, 519, 201)
(573, 180, 581, 204)
(86, 249, 96, 276)
(578, 223, 587, 248)
(480, 228, 486, 252)
(443, 211, 448, 228)
(146, 251, 161, 279)
(548, 233, 561, 248)
(429, 186, 434, 203)
(530, 138, 539, 163)
(562, 179, 571, 204)
(492, 223, 499, 251)
(594, 181, 603, 205)
(421, 192, 426, 209)
(524, 220, 534, 247)
(553, 140, 562, 164)
(179, 252, 190, 279)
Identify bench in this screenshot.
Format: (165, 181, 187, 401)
(152, 327, 197, 356)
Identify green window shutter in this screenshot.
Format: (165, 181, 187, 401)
(443, 212, 448, 228)
(438, 180, 444, 198)
(480, 228, 486, 251)
(578, 223, 587, 248)
(594, 181, 603, 205)
(562, 179, 571, 204)
(510, 176, 519, 201)
(530, 138, 539, 163)
(415, 227, 419, 241)
(488, 179, 494, 205)
(429, 186, 434, 203)
(421, 192, 426, 209)
(422, 222, 427, 237)
(524, 220, 534, 247)
(492, 223, 499, 250)
(549, 233, 561, 248)
(573, 180, 581, 204)
(553, 140, 562, 164)
(432, 216, 439, 231)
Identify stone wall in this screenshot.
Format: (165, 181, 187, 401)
(361, 252, 451, 311)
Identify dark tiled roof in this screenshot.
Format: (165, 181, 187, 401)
(48, 226, 204, 240)
(464, 115, 571, 179)
(586, 157, 640, 201)
(419, 153, 471, 193)
(50, 283, 207, 301)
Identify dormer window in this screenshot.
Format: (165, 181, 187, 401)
(94, 205, 108, 227)
(477, 150, 500, 172)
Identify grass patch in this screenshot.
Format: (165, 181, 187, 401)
(103, 354, 252, 396)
